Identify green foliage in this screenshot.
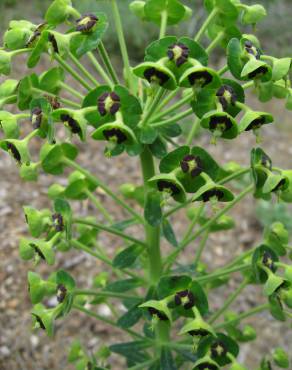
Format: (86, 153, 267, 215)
(0, 0, 291, 369)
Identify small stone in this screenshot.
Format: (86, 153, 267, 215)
(0, 346, 11, 357)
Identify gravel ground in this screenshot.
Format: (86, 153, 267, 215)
(1, 51, 292, 370)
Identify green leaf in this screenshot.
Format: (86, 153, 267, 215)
(117, 302, 143, 328)
(144, 189, 162, 226)
(162, 219, 178, 247)
(105, 278, 143, 293)
(17, 73, 39, 110)
(269, 293, 286, 321)
(149, 136, 168, 159)
(272, 58, 291, 81)
(160, 347, 177, 370)
(159, 145, 189, 173)
(27, 30, 50, 69)
(139, 125, 158, 144)
(39, 67, 65, 94)
(144, 0, 186, 26)
(273, 347, 290, 368)
(113, 244, 144, 269)
(227, 38, 246, 80)
(109, 341, 150, 365)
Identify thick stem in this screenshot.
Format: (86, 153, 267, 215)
(140, 146, 162, 285)
(140, 148, 170, 350)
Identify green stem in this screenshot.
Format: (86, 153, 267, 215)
(74, 289, 136, 300)
(59, 81, 84, 100)
(224, 247, 255, 270)
(87, 51, 113, 86)
(208, 278, 249, 324)
(54, 53, 92, 90)
(140, 146, 162, 285)
(218, 65, 229, 75)
(73, 304, 145, 340)
(140, 87, 165, 127)
(152, 108, 193, 128)
(111, 0, 133, 90)
(31, 87, 80, 108)
(63, 157, 144, 224)
(196, 264, 250, 283)
(16, 113, 31, 120)
(71, 238, 112, 265)
(242, 81, 255, 89)
(219, 168, 250, 185)
(195, 8, 218, 42)
(156, 88, 180, 112)
(214, 303, 269, 330)
(206, 32, 224, 54)
(0, 94, 17, 106)
(182, 203, 204, 243)
(73, 218, 147, 248)
(186, 116, 200, 145)
(69, 52, 99, 86)
(164, 184, 254, 268)
(193, 229, 210, 265)
(84, 189, 113, 223)
(151, 92, 193, 122)
(98, 42, 120, 85)
(71, 239, 141, 280)
(159, 10, 168, 38)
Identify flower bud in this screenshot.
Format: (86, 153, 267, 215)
(241, 5, 267, 25)
(129, 1, 146, 20)
(273, 347, 289, 368)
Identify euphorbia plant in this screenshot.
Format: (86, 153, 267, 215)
(1, 0, 292, 368)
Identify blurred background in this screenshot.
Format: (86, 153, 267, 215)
(0, 1, 292, 369)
